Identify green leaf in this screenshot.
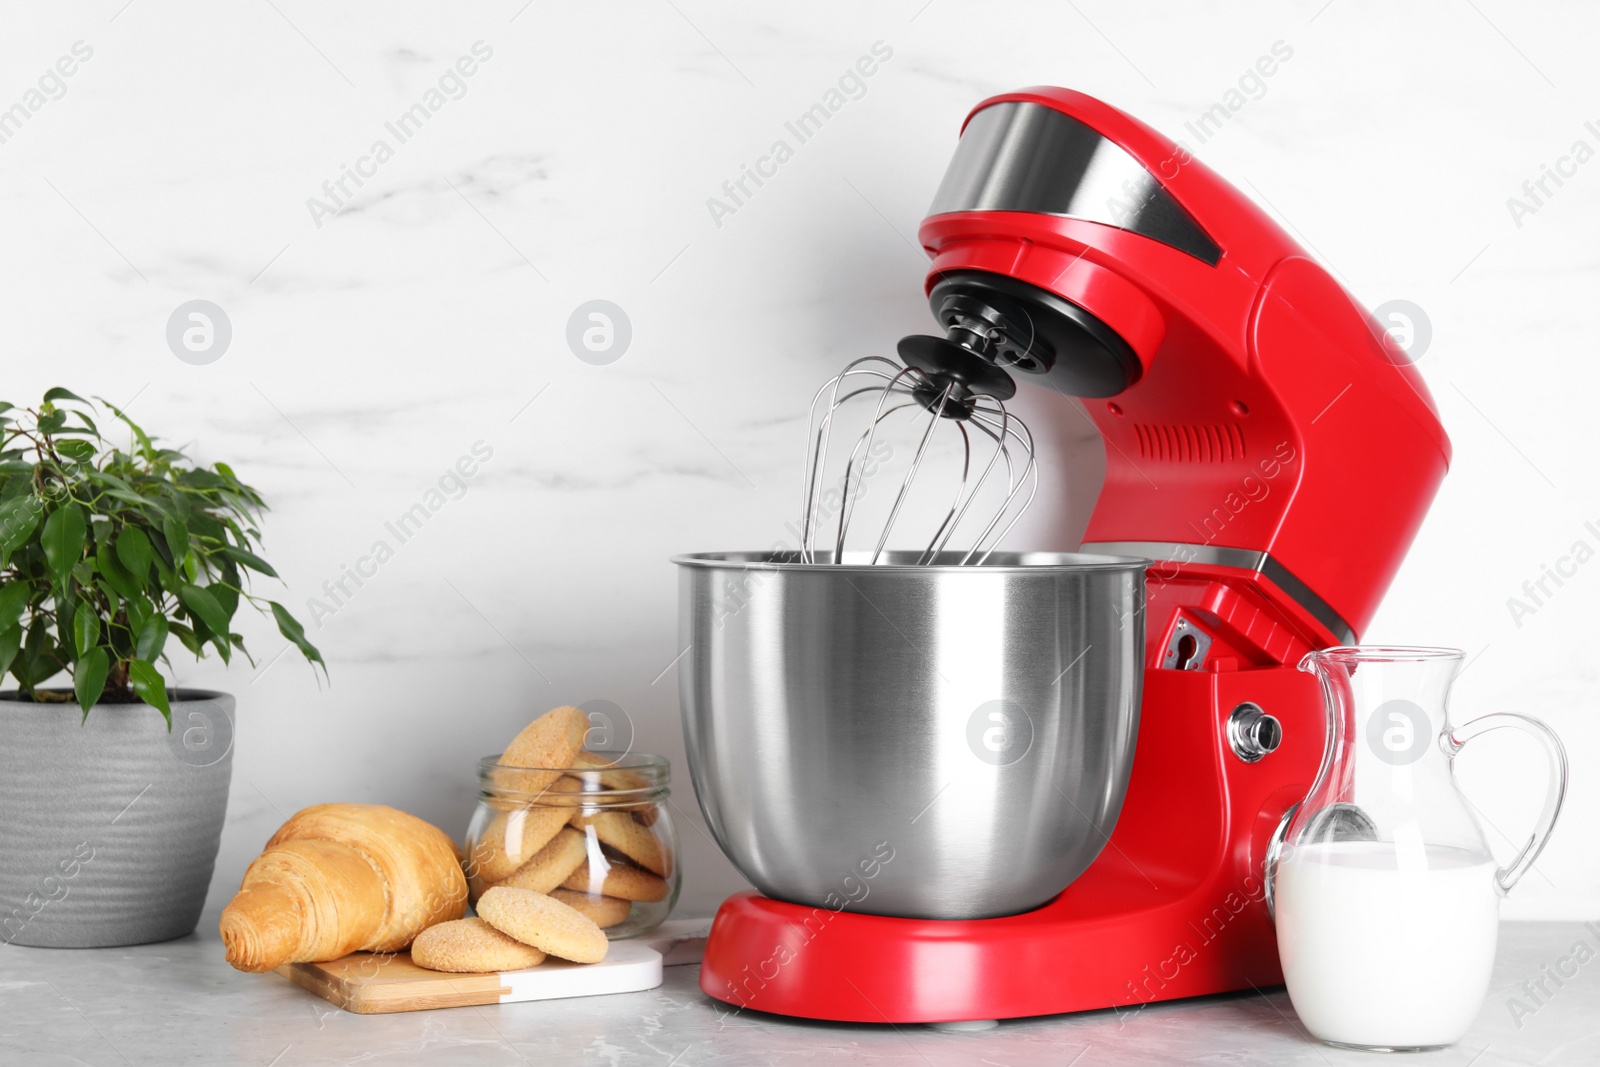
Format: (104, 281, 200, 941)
(116, 526, 153, 580)
(55, 439, 96, 463)
(0, 496, 41, 559)
(124, 594, 150, 636)
(0, 583, 29, 629)
(95, 541, 139, 600)
(129, 659, 171, 728)
(67, 408, 100, 438)
(271, 600, 325, 674)
(73, 647, 109, 716)
(0, 625, 19, 678)
(73, 601, 99, 657)
(152, 552, 177, 592)
(221, 515, 250, 549)
(42, 387, 90, 406)
(37, 410, 67, 434)
(19, 618, 53, 690)
(162, 515, 189, 563)
(188, 511, 225, 545)
(178, 469, 227, 491)
(221, 544, 278, 578)
(134, 613, 167, 661)
(83, 467, 136, 494)
(97, 485, 163, 514)
(178, 584, 229, 653)
(41, 505, 87, 585)
(170, 621, 202, 657)
(212, 583, 239, 623)
(100, 400, 156, 462)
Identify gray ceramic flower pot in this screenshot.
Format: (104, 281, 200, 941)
(0, 690, 234, 948)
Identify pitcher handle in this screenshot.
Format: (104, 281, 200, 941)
(1443, 712, 1569, 894)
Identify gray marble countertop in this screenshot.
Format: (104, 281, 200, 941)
(1, 920, 1595, 1066)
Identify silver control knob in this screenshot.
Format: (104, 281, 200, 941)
(1228, 703, 1282, 763)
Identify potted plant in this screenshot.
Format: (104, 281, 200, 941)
(0, 389, 323, 948)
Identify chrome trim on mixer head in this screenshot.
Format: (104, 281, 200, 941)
(928, 101, 1222, 264)
(1080, 540, 1356, 645)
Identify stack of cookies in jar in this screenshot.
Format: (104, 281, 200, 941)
(412, 706, 676, 972)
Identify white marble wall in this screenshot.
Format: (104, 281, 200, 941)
(3, 0, 1596, 922)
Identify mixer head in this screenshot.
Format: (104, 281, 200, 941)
(798, 351, 1036, 567)
(900, 86, 1452, 652)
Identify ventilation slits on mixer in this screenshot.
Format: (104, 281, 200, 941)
(1133, 423, 1245, 463)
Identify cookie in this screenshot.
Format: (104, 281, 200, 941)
(573, 751, 652, 792)
(543, 775, 587, 806)
(571, 811, 669, 876)
(468, 776, 586, 884)
(469, 804, 569, 884)
(500, 706, 590, 793)
(411, 917, 547, 973)
(477, 886, 609, 964)
(498, 828, 589, 895)
(570, 754, 661, 826)
(560, 858, 669, 903)
(550, 889, 632, 929)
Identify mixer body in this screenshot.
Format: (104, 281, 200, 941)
(917, 88, 1451, 662)
(691, 87, 1452, 1022)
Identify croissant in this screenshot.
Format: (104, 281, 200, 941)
(220, 803, 467, 973)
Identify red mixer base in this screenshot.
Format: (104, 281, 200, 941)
(699, 665, 1323, 1023)
(699, 874, 1283, 1024)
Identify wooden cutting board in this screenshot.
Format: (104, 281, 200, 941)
(277, 941, 664, 1014)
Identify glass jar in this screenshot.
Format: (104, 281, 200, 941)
(463, 751, 678, 939)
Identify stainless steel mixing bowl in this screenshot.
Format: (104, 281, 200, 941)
(675, 550, 1146, 920)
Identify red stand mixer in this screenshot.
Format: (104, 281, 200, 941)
(681, 87, 1451, 1023)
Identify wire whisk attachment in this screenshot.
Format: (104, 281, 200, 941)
(798, 344, 1037, 566)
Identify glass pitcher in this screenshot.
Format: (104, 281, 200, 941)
(1272, 646, 1567, 1052)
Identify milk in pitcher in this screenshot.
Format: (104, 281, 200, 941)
(1274, 840, 1500, 1049)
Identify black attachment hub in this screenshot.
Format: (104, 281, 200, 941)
(926, 270, 1142, 398)
(896, 334, 1016, 421)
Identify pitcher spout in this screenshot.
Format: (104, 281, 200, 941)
(1296, 647, 1333, 678)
